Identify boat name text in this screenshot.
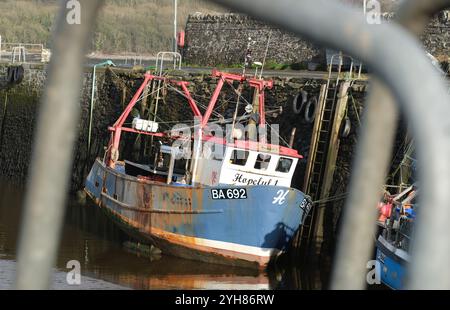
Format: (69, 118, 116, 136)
(232, 173, 279, 186)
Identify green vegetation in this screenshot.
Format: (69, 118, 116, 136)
(262, 61, 290, 71)
(0, 0, 399, 57)
(180, 61, 310, 71)
(0, 0, 225, 54)
(252, 61, 311, 71)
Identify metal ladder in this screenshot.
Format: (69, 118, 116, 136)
(12, 46, 27, 63)
(299, 53, 354, 250)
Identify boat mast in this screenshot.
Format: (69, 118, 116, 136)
(229, 83, 243, 142)
(106, 70, 274, 187)
(106, 74, 201, 168)
(248, 88, 261, 143)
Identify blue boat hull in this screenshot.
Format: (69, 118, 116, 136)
(85, 159, 311, 268)
(376, 235, 409, 290)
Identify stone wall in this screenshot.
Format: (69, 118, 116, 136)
(0, 64, 334, 193)
(182, 13, 322, 67)
(422, 11, 450, 58)
(0, 64, 46, 187)
(182, 12, 450, 66)
(0, 64, 143, 192)
(0, 63, 381, 258)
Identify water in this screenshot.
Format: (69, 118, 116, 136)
(0, 260, 127, 290)
(0, 181, 323, 290)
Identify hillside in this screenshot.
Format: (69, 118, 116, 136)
(0, 0, 225, 55)
(0, 0, 400, 55)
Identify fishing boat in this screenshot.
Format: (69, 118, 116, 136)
(375, 184, 417, 290)
(84, 67, 312, 269)
(373, 52, 447, 290)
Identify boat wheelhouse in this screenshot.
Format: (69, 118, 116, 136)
(125, 140, 300, 188)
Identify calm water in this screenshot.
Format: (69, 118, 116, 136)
(0, 182, 323, 290)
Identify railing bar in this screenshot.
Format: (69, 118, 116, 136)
(212, 0, 450, 289)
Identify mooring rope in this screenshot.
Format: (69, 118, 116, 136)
(312, 192, 348, 206)
(166, 84, 224, 119)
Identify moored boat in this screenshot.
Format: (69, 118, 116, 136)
(375, 185, 416, 289)
(85, 67, 312, 269)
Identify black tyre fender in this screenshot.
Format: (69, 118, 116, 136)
(13, 66, 24, 84)
(304, 97, 318, 123)
(340, 116, 351, 138)
(7, 66, 15, 84)
(292, 90, 308, 114)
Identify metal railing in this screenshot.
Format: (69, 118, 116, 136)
(211, 0, 450, 290)
(0, 43, 49, 63)
(333, 0, 450, 290)
(14, 0, 450, 289)
(15, 0, 104, 289)
(155, 51, 182, 75)
(124, 54, 143, 66)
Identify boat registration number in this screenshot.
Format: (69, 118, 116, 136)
(211, 188, 247, 200)
(300, 198, 312, 213)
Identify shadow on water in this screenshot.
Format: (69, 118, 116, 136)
(0, 180, 325, 289)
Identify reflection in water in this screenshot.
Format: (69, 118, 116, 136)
(0, 181, 324, 289)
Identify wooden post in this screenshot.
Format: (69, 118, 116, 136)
(248, 88, 259, 142)
(167, 151, 175, 184)
(140, 84, 150, 160)
(289, 127, 297, 148)
(312, 81, 351, 246)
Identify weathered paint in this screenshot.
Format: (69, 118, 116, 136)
(376, 235, 409, 290)
(85, 159, 311, 269)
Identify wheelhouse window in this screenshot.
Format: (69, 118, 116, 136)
(174, 158, 187, 174)
(276, 157, 293, 173)
(254, 153, 271, 170)
(156, 152, 171, 170)
(229, 150, 249, 166)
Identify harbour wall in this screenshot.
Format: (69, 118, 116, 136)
(0, 64, 349, 191)
(0, 63, 368, 255)
(182, 13, 322, 67)
(182, 12, 450, 66)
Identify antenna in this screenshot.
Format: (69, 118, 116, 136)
(253, 61, 263, 78)
(243, 37, 253, 76)
(259, 31, 272, 79)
